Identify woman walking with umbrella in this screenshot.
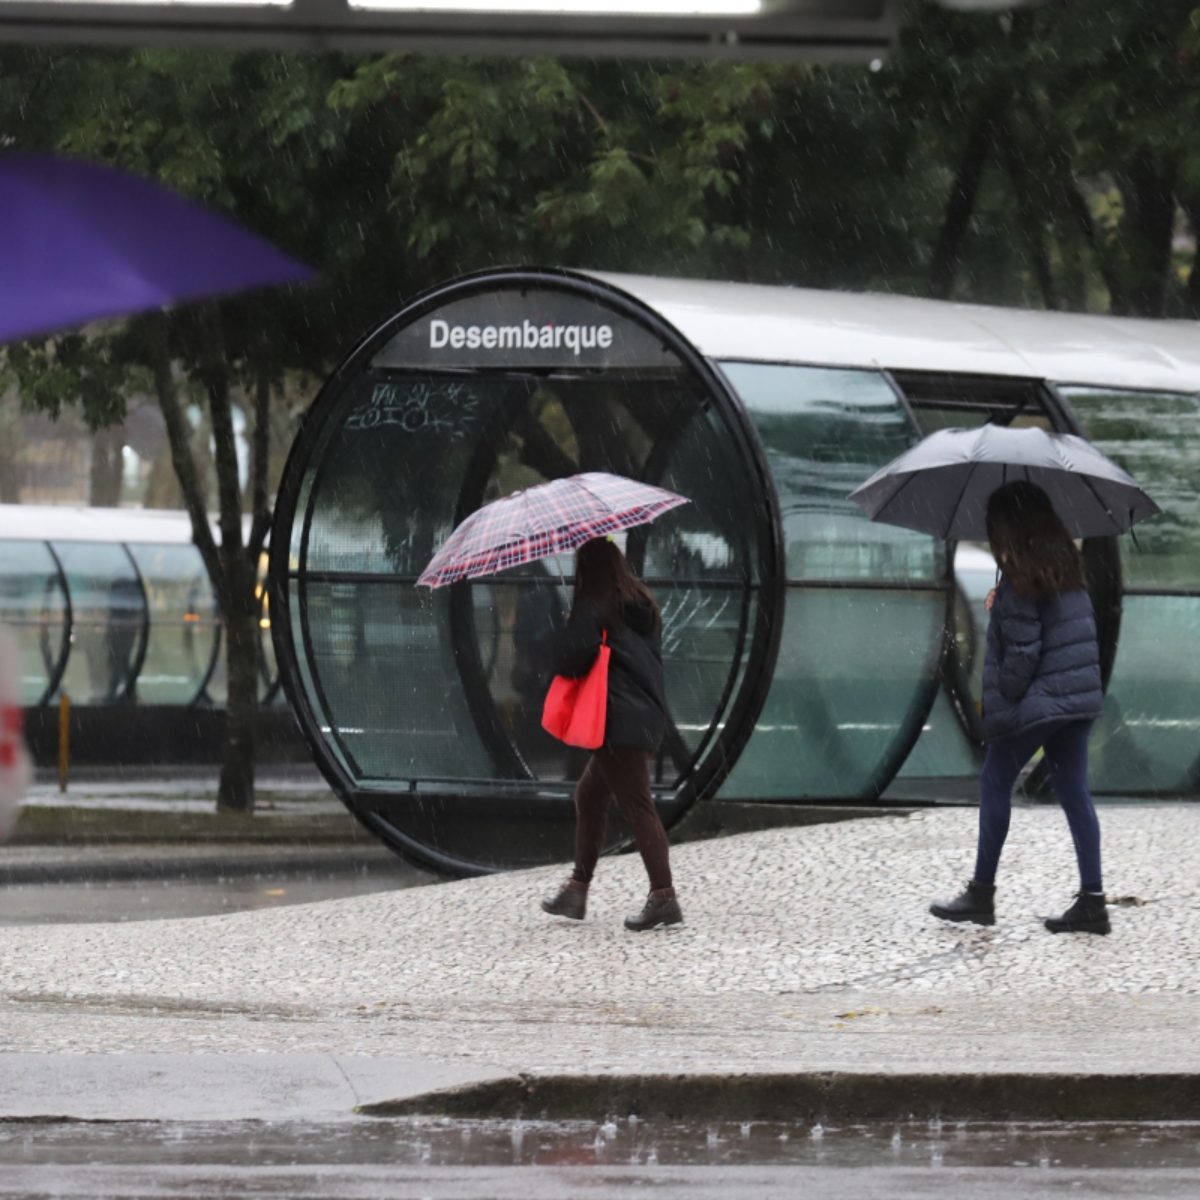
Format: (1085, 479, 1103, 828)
(930, 481, 1108, 934)
(851, 424, 1162, 935)
(540, 536, 683, 931)
(417, 471, 688, 930)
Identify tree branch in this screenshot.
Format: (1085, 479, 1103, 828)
(577, 90, 611, 141)
(202, 312, 245, 560)
(1064, 183, 1127, 314)
(928, 98, 1006, 301)
(147, 316, 221, 589)
(1180, 193, 1200, 319)
(248, 357, 272, 563)
(995, 113, 1058, 310)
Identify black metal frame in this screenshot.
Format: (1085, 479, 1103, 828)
(117, 542, 152, 705)
(269, 267, 786, 877)
(38, 541, 73, 708)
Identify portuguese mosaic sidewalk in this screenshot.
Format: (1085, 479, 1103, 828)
(0, 803, 1197, 1097)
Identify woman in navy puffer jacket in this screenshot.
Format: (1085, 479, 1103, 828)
(931, 481, 1109, 935)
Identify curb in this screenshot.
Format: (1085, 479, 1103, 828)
(0, 847, 408, 886)
(359, 1071, 1200, 1123)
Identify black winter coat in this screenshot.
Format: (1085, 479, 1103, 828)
(981, 578, 1104, 743)
(548, 597, 668, 752)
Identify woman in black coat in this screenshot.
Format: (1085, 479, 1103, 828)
(540, 537, 682, 931)
(931, 481, 1109, 935)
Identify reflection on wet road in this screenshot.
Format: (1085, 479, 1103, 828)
(1, 1118, 1198, 1198)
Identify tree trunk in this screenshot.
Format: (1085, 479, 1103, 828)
(1115, 151, 1179, 318)
(89, 424, 125, 507)
(1064, 184, 1127, 313)
(145, 312, 259, 814)
(996, 115, 1058, 310)
(218, 565, 259, 814)
(1177, 192, 1200, 318)
(928, 100, 1004, 301)
(205, 351, 259, 815)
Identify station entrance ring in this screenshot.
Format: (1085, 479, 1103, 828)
(270, 268, 784, 876)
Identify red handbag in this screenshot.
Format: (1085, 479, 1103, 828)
(541, 631, 609, 750)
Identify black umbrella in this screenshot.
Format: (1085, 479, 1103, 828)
(849, 425, 1160, 541)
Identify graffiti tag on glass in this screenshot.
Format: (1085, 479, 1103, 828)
(344, 380, 479, 437)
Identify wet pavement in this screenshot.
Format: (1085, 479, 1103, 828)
(1, 1118, 1198, 1198)
(0, 863, 429, 925)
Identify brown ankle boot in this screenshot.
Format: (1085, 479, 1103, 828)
(541, 878, 587, 920)
(624, 887, 682, 931)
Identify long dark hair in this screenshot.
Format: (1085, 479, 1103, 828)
(572, 537, 660, 631)
(986, 481, 1085, 600)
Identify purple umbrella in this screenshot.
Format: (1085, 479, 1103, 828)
(417, 472, 689, 588)
(0, 154, 312, 343)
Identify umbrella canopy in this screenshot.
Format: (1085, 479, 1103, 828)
(417, 472, 689, 588)
(849, 425, 1160, 541)
(0, 154, 312, 344)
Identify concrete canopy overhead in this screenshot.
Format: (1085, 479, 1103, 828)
(0, 0, 903, 59)
(592, 272, 1200, 394)
(0, 0, 1045, 61)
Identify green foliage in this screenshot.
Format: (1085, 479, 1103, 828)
(6, 333, 129, 431)
(2, 0, 1200, 440)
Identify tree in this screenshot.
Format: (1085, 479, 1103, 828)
(0, 47, 377, 811)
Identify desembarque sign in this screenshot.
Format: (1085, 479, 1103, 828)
(373, 290, 678, 370)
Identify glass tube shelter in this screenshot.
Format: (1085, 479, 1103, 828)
(0, 506, 276, 710)
(270, 269, 1200, 875)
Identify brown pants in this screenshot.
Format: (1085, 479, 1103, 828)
(571, 747, 673, 892)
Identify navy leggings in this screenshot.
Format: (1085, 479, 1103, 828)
(974, 719, 1103, 894)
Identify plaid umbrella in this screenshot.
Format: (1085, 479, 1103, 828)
(417, 472, 689, 588)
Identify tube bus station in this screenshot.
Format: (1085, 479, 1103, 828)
(3, 269, 1197, 872)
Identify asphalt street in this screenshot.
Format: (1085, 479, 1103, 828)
(1, 1118, 1197, 1199)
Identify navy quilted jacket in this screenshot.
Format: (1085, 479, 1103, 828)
(981, 578, 1104, 742)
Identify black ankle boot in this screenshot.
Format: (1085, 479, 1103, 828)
(930, 880, 995, 926)
(1045, 891, 1110, 935)
(624, 887, 683, 931)
(541, 879, 587, 920)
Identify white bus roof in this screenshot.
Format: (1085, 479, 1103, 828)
(595, 273, 1200, 394)
(0, 505, 248, 546)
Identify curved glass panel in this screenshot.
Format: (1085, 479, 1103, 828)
(275, 281, 774, 872)
(893, 687, 981, 784)
(50, 541, 146, 705)
(298, 374, 515, 782)
(463, 377, 759, 785)
(1059, 386, 1200, 793)
(720, 362, 937, 583)
(953, 544, 996, 708)
(716, 363, 946, 799)
(1060, 388, 1200, 589)
(1089, 594, 1200, 793)
(0, 539, 69, 705)
(718, 588, 944, 798)
(126, 543, 219, 705)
